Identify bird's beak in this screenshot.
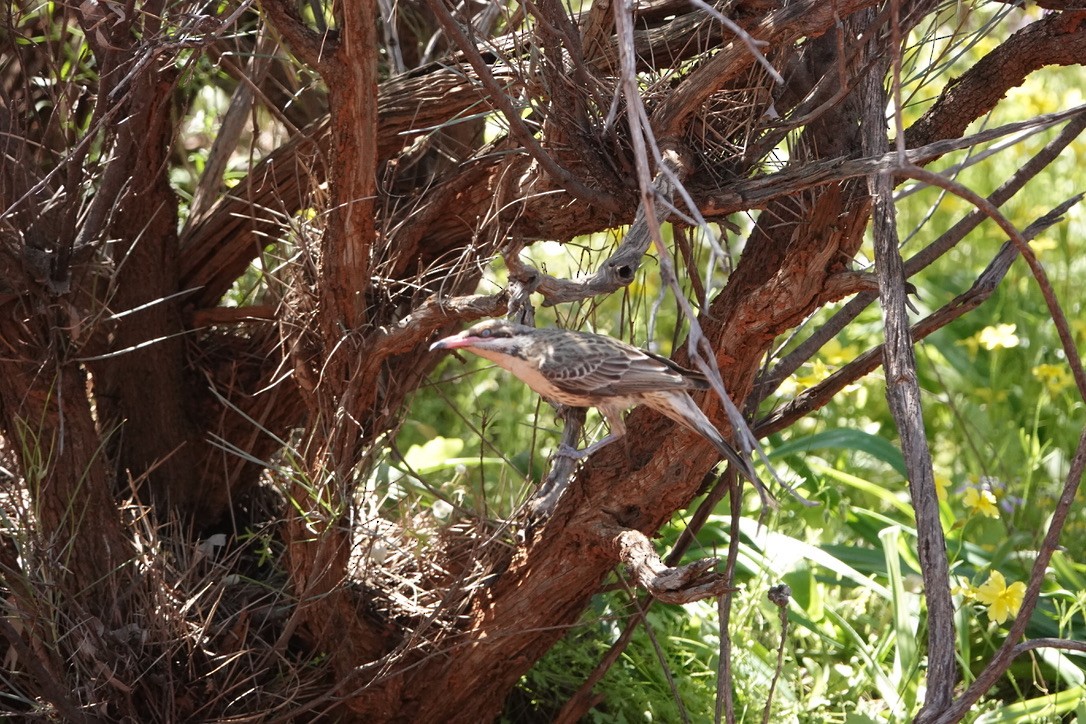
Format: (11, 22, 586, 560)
(429, 331, 472, 351)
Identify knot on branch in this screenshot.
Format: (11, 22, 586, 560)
(606, 259, 636, 283)
(610, 527, 735, 604)
(498, 143, 695, 309)
(507, 267, 542, 325)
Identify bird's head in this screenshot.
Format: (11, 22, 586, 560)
(429, 319, 530, 357)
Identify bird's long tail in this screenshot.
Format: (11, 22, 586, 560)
(660, 393, 778, 509)
(705, 429, 777, 510)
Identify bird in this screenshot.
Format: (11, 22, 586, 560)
(430, 319, 768, 499)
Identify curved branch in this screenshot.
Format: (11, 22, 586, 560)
(607, 526, 733, 604)
(906, 10, 1086, 150)
(897, 165, 1086, 398)
(1012, 638, 1086, 657)
(372, 292, 509, 357)
(755, 195, 1082, 437)
(507, 147, 690, 306)
(751, 108, 1086, 409)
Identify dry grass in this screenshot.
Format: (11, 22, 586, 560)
(0, 466, 341, 721)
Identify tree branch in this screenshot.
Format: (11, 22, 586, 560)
(897, 165, 1086, 399)
(606, 526, 733, 604)
(506, 147, 691, 306)
(861, 26, 956, 715)
(755, 196, 1081, 438)
(259, 0, 333, 71)
(423, 0, 620, 210)
(178, 25, 1086, 310)
(372, 292, 509, 357)
(751, 109, 1086, 408)
(906, 9, 1086, 150)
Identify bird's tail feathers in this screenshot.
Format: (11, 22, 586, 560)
(705, 430, 777, 510)
(656, 393, 777, 509)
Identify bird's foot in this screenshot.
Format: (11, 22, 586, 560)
(556, 443, 588, 460)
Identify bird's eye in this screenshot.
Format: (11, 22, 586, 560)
(480, 329, 492, 338)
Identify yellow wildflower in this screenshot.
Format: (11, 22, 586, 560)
(974, 571, 1026, 624)
(1028, 237, 1058, 256)
(1033, 363, 1072, 395)
(977, 324, 1020, 351)
(960, 324, 1021, 356)
(934, 474, 950, 503)
(963, 487, 999, 518)
(821, 338, 859, 366)
(1073, 318, 1086, 342)
(950, 576, 976, 600)
(958, 334, 981, 356)
(973, 387, 1008, 404)
(793, 360, 833, 393)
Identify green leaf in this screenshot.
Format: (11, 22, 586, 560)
(975, 686, 1086, 723)
(773, 428, 908, 476)
(403, 436, 465, 472)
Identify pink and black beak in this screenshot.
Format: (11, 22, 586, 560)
(429, 329, 478, 352)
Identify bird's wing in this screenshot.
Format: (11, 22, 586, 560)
(637, 349, 710, 390)
(538, 334, 705, 396)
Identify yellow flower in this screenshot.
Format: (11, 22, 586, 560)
(1028, 237, 1058, 256)
(820, 338, 859, 366)
(1033, 363, 1072, 395)
(793, 360, 833, 393)
(973, 387, 1008, 404)
(977, 324, 1020, 351)
(974, 571, 1026, 624)
(1073, 318, 1086, 342)
(963, 487, 999, 518)
(934, 474, 950, 503)
(959, 324, 1021, 356)
(958, 334, 981, 356)
(950, 576, 976, 600)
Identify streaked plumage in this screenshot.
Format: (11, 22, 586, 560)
(430, 319, 762, 491)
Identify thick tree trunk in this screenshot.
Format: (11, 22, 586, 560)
(89, 89, 204, 513)
(63, 2, 213, 520)
(0, 308, 131, 615)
